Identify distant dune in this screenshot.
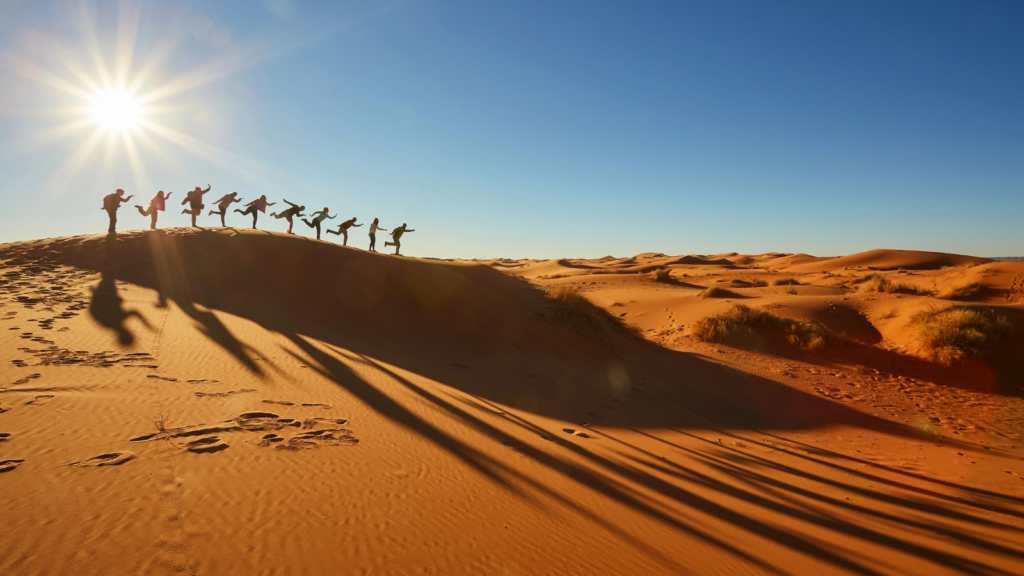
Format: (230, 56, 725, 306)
(2, 230, 1024, 575)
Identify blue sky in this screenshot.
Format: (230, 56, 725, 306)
(1, 0, 1021, 259)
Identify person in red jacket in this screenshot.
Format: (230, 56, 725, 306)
(234, 195, 276, 230)
(135, 191, 172, 230)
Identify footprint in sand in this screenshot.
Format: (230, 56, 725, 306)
(146, 375, 178, 382)
(187, 379, 220, 383)
(263, 400, 295, 406)
(194, 389, 257, 398)
(182, 436, 228, 453)
(0, 433, 12, 442)
(68, 452, 136, 467)
(26, 394, 54, 406)
(301, 403, 331, 409)
(561, 428, 593, 439)
(257, 433, 284, 447)
(0, 459, 25, 473)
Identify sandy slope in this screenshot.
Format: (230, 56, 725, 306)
(2, 231, 1024, 576)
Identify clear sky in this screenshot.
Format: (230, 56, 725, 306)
(1, 0, 1022, 259)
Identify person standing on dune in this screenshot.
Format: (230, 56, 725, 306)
(234, 195, 275, 229)
(101, 189, 134, 234)
(301, 207, 335, 240)
(208, 191, 242, 227)
(384, 223, 415, 256)
(180, 184, 211, 227)
(368, 218, 387, 252)
(326, 217, 362, 246)
(269, 199, 305, 235)
(135, 191, 172, 230)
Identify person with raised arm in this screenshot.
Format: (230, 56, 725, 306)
(384, 223, 415, 256)
(180, 184, 211, 227)
(301, 207, 336, 240)
(208, 191, 243, 227)
(101, 189, 134, 234)
(234, 195, 275, 229)
(325, 217, 362, 246)
(269, 199, 305, 235)
(135, 190, 172, 230)
(367, 218, 387, 252)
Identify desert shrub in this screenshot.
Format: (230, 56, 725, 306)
(539, 273, 570, 279)
(649, 268, 672, 282)
(784, 286, 798, 295)
(773, 278, 801, 286)
(857, 273, 927, 295)
(909, 305, 1011, 364)
(751, 279, 768, 287)
(940, 282, 986, 301)
(540, 285, 640, 338)
(698, 285, 735, 298)
(690, 304, 838, 352)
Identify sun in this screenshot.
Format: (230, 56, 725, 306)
(90, 89, 142, 132)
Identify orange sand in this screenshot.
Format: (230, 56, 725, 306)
(2, 231, 1023, 575)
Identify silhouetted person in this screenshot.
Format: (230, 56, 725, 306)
(270, 199, 305, 235)
(180, 184, 211, 227)
(384, 223, 415, 255)
(301, 207, 335, 240)
(368, 218, 387, 252)
(135, 191, 172, 230)
(101, 189, 133, 234)
(326, 217, 362, 246)
(235, 195, 275, 229)
(208, 192, 242, 227)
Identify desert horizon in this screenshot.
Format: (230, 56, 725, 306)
(4, 1, 1024, 575)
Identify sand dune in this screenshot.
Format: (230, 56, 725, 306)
(2, 232, 1024, 575)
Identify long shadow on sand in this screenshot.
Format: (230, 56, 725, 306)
(5, 229, 1024, 575)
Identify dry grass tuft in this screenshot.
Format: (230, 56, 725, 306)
(698, 285, 735, 299)
(691, 304, 838, 352)
(773, 277, 801, 286)
(751, 279, 768, 287)
(784, 286, 799, 295)
(540, 285, 640, 338)
(857, 273, 928, 295)
(940, 282, 986, 301)
(649, 268, 672, 282)
(909, 305, 1011, 365)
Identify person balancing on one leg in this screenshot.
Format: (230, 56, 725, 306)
(234, 195, 275, 230)
(326, 217, 362, 246)
(384, 223, 415, 256)
(135, 190, 172, 230)
(180, 184, 211, 227)
(208, 191, 242, 227)
(301, 207, 335, 240)
(101, 189, 134, 234)
(367, 218, 387, 252)
(269, 199, 305, 235)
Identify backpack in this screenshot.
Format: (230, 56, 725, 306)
(103, 194, 119, 210)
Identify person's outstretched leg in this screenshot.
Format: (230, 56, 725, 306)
(301, 218, 314, 228)
(136, 206, 147, 217)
